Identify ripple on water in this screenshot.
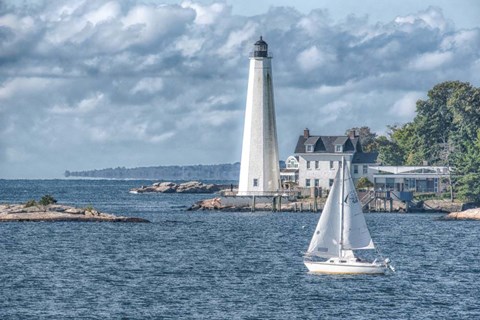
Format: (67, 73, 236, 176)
(1, 180, 480, 319)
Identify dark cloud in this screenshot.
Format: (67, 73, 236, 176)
(0, 1, 479, 178)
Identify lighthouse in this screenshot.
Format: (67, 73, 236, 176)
(238, 36, 280, 196)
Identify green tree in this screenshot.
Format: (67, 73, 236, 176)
(376, 134, 405, 166)
(413, 81, 479, 165)
(454, 130, 480, 203)
(388, 123, 423, 165)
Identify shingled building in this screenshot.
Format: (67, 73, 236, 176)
(293, 128, 378, 189)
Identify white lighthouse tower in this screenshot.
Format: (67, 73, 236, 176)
(238, 36, 280, 196)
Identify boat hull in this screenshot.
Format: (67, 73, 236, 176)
(304, 260, 386, 275)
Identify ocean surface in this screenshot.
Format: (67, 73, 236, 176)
(1, 179, 479, 319)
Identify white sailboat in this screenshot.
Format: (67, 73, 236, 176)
(304, 157, 394, 274)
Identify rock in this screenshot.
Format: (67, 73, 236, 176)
(0, 204, 149, 223)
(441, 208, 480, 220)
(130, 181, 225, 194)
(188, 198, 224, 210)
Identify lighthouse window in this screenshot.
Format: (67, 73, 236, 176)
(253, 179, 258, 187)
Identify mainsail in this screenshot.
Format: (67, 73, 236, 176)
(342, 167, 375, 250)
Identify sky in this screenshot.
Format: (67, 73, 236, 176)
(1, 1, 479, 178)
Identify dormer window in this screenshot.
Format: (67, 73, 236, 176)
(335, 144, 343, 153)
(306, 145, 314, 152)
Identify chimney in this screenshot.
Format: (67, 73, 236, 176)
(348, 129, 359, 138)
(304, 128, 310, 139)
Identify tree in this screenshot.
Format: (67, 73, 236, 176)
(376, 134, 405, 166)
(406, 81, 480, 200)
(454, 130, 480, 203)
(388, 123, 423, 165)
(413, 81, 479, 165)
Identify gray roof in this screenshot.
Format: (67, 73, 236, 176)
(294, 135, 359, 154)
(352, 152, 379, 164)
(304, 136, 320, 145)
(333, 137, 348, 145)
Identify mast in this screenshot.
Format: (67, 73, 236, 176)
(339, 157, 345, 258)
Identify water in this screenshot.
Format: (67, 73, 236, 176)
(1, 180, 479, 319)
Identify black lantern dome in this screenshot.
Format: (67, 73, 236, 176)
(253, 36, 268, 57)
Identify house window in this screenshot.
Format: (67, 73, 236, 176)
(306, 145, 313, 152)
(314, 179, 319, 187)
(335, 145, 343, 152)
(315, 161, 319, 169)
(363, 165, 368, 174)
(287, 157, 299, 169)
(253, 179, 258, 187)
(354, 165, 358, 174)
(306, 179, 311, 187)
(306, 161, 311, 169)
(329, 179, 334, 187)
(330, 161, 334, 169)
(386, 178, 394, 190)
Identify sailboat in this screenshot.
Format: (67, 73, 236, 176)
(304, 157, 394, 274)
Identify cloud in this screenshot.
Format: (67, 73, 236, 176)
(0, 2, 479, 178)
(389, 91, 425, 119)
(409, 51, 454, 71)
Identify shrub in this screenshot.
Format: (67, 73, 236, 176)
(39, 195, 57, 206)
(356, 177, 373, 189)
(25, 200, 37, 208)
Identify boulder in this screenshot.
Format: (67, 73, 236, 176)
(441, 208, 480, 220)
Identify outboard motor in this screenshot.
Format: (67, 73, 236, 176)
(384, 258, 395, 272)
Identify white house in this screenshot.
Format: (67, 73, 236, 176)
(294, 128, 378, 190)
(280, 155, 299, 185)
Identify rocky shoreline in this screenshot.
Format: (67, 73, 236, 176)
(130, 181, 227, 194)
(188, 197, 325, 212)
(0, 204, 150, 222)
(440, 208, 480, 220)
(188, 196, 477, 214)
